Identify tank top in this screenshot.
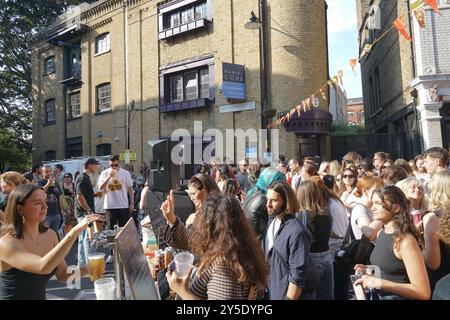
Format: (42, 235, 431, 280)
(370, 230, 408, 283)
(427, 211, 450, 290)
(0, 268, 55, 300)
(305, 211, 332, 253)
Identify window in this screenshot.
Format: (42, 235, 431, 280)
(70, 92, 81, 118)
(96, 143, 111, 156)
(45, 150, 56, 161)
(168, 67, 209, 103)
(44, 56, 55, 75)
(160, 0, 208, 37)
(45, 99, 56, 124)
(96, 33, 110, 55)
(97, 83, 111, 112)
(66, 137, 82, 158)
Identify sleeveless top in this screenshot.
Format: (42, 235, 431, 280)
(303, 211, 332, 253)
(427, 211, 450, 290)
(0, 268, 55, 300)
(370, 230, 408, 284)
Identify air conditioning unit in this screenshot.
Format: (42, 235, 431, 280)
(424, 65, 436, 75)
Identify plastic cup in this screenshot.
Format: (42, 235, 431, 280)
(94, 277, 115, 300)
(174, 252, 194, 277)
(88, 252, 105, 282)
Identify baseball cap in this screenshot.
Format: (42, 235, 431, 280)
(84, 158, 100, 167)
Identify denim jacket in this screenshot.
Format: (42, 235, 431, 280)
(264, 214, 312, 300)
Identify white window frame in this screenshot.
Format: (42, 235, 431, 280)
(97, 83, 111, 112)
(95, 33, 110, 55)
(70, 92, 81, 118)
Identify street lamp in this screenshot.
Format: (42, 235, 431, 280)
(245, 11, 262, 30)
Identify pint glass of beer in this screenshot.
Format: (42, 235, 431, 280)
(88, 252, 106, 282)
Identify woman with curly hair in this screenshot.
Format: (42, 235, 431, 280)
(355, 186, 430, 300)
(165, 195, 268, 300)
(422, 170, 450, 290)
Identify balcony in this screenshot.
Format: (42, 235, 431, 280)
(283, 109, 333, 137)
(159, 98, 210, 113)
(159, 18, 209, 40)
(46, 18, 88, 45)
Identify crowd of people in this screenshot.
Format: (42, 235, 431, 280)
(0, 146, 449, 300)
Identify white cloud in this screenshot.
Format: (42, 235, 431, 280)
(327, 0, 357, 34)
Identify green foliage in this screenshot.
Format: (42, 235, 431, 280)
(0, 0, 90, 168)
(331, 121, 366, 136)
(0, 129, 31, 171)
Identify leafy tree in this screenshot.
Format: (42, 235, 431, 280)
(0, 0, 91, 169)
(331, 121, 366, 136)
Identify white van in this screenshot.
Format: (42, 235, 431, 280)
(43, 157, 110, 179)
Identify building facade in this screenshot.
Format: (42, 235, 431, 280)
(329, 83, 347, 123)
(347, 97, 364, 126)
(357, 0, 450, 159)
(32, 0, 330, 169)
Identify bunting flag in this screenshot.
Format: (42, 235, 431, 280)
(360, 44, 373, 60)
(349, 59, 358, 76)
(424, 0, 440, 15)
(337, 70, 344, 87)
(296, 104, 301, 117)
(319, 87, 327, 101)
(302, 100, 307, 112)
(327, 80, 334, 86)
(414, 7, 426, 28)
(393, 16, 412, 41)
(310, 95, 316, 108)
(410, 0, 424, 11)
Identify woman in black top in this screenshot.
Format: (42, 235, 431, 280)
(296, 180, 333, 300)
(0, 184, 103, 300)
(355, 186, 430, 300)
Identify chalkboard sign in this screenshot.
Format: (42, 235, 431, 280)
(115, 218, 160, 300)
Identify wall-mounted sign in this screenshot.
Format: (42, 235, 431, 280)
(222, 62, 246, 100)
(219, 101, 256, 114)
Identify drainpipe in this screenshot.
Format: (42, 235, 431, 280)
(124, 0, 130, 150)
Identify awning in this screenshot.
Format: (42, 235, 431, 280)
(46, 22, 88, 45)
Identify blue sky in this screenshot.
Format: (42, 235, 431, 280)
(327, 0, 362, 99)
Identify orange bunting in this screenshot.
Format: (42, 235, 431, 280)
(349, 59, 358, 75)
(424, 0, 440, 15)
(393, 16, 412, 42)
(319, 87, 327, 101)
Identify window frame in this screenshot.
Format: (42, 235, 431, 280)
(44, 99, 56, 124)
(96, 83, 111, 113)
(96, 143, 112, 156)
(44, 56, 55, 75)
(44, 150, 56, 161)
(95, 33, 110, 56)
(69, 91, 81, 119)
(167, 67, 209, 103)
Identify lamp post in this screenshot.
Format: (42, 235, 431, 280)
(245, 4, 276, 161)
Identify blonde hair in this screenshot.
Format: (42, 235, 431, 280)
(0, 171, 26, 187)
(428, 171, 450, 212)
(328, 160, 341, 177)
(318, 161, 330, 176)
(438, 209, 450, 246)
(395, 177, 428, 212)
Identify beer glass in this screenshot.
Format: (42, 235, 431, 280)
(87, 252, 106, 282)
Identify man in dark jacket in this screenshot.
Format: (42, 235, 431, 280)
(264, 181, 312, 300)
(242, 167, 285, 241)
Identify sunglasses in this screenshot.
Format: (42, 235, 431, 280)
(110, 164, 119, 167)
(64, 176, 71, 178)
(342, 174, 354, 179)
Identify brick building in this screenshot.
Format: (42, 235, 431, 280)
(347, 97, 364, 126)
(357, 0, 450, 159)
(32, 0, 331, 170)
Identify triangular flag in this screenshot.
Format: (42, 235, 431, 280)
(349, 59, 358, 76)
(296, 105, 301, 117)
(310, 95, 316, 108)
(360, 44, 373, 60)
(414, 7, 426, 28)
(424, 0, 440, 15)
(337, 70, 344, 87)
(393, 16, 412, 41)
(319, 87, 327, 101)
(302, 101, 307, 112)
(410, 0, 424, 11)
(327, 80, 334, 86)
(306, 98, 311, 110)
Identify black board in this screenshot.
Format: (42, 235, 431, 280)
(115, 218, 159, 300)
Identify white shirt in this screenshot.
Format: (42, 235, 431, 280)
(99, 168, 133, 209)
(265, 217, 282, 256)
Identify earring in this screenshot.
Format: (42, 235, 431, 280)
(21, 215, 25, 224)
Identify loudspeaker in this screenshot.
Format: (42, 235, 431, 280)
(148, 139, 180, 192)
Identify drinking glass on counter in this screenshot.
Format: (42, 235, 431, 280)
(88, 252, 106, 282)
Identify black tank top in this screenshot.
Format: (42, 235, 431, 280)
(305, 211, 332, 253)
(0, 268, 55, 300)
(370, 230, 408, 283)
(427, 212, 450, 290)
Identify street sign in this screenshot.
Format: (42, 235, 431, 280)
(219, 101, 256, 114)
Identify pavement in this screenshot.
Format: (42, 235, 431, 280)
(46, 240, 115, 300)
